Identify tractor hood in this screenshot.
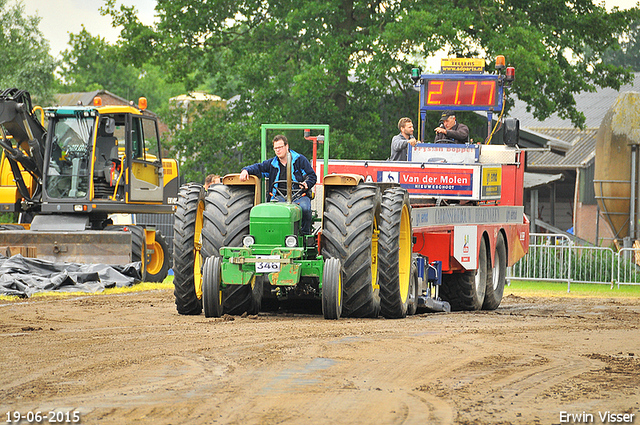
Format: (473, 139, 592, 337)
(250, 201, 302, 245)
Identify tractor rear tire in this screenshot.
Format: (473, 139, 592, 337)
(202, 256, 223, 318)
(322, 184, 381, 318)
(483, 233, 507, 310)
(440, 236, 488, 311)
(202, 184, 255, 315)
(378, 188, 413, 319)
(146, 230, 169, 283)
(322, 257, 342, 319)
(173, 184, 206, 315)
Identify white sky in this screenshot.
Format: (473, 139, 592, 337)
(20, 0, 158, 58)
(19, 0, 640, 59)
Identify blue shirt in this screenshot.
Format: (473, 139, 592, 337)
(242, 149, 317, 199)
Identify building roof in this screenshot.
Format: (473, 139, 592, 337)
(526, 127, 597, 170)
(53, 90, 131, 107)
(523, 171, 564, 189)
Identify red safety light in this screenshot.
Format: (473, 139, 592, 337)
(93, 96, 102, 106)
(505, 66, 515, 83)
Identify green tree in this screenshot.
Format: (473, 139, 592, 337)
(104, 0, 640, 172)
(167, 105, 256, 183)
(58, 27, 184, 113)
(601, 20, 640, 72)
(59, 27, 138, 94)
(0, 0, 56, 104)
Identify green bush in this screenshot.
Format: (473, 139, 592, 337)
(0, 212, 17, 223)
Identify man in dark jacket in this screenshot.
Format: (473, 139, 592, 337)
(239, 134, 317, 234)
(434, 110, 469, 143)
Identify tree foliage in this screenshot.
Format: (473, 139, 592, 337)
(167, 105, 257, 182)
(0, 0, 56, 104)
(58, 27, 184, 114)
(103, 0, 640, 173)
(601, 20, 640, 72)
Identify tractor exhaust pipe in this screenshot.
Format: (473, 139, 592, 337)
(286, 151, 292, 203)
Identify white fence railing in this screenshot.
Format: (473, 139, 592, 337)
(508, 233, 640, 291)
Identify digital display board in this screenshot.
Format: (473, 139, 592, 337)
(426, 79, 498, 107)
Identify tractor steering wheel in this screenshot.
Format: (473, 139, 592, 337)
(434, 138, 457, 144)
(272, 180, 307, 202)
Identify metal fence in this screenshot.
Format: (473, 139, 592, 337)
(508, 233, 640, 290)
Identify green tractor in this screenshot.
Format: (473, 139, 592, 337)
(172, 125, 416, 319)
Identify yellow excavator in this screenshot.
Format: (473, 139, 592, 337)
(0, 88, 178, 281)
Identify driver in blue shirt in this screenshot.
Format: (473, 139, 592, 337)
(239, 134, 317, 234)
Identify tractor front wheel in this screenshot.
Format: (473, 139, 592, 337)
(202, 256, 223, 318)
(322, 258, 342, 320)
(248, 275, 264, 315)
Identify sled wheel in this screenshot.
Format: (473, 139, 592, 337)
(407, 261, 419, 316)
(105, 224, 147, 282)
(440, 236, 488, 311)
(483, 233, 507, 310)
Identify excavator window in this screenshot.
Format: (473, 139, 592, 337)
(131, 117, 160, 162)
(131, 117, 144, 159)
(45, 115, 94, 199)
(141, 118, 160, 161)
(128, 116, 163, 202)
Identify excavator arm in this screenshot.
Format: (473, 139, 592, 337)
(0, 88, 47, 203)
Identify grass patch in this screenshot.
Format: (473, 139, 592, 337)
(5, 275, 639, 302)
(0, 276, 175, 301)
(505, 279, 640, 298)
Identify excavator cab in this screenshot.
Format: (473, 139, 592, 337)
(41, 107, 165, 207)
(45, 113, 94, 199)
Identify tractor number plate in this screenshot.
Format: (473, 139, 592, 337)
(256, 255, 280, 273)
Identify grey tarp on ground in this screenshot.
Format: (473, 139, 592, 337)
(0, 254, 142, 298)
